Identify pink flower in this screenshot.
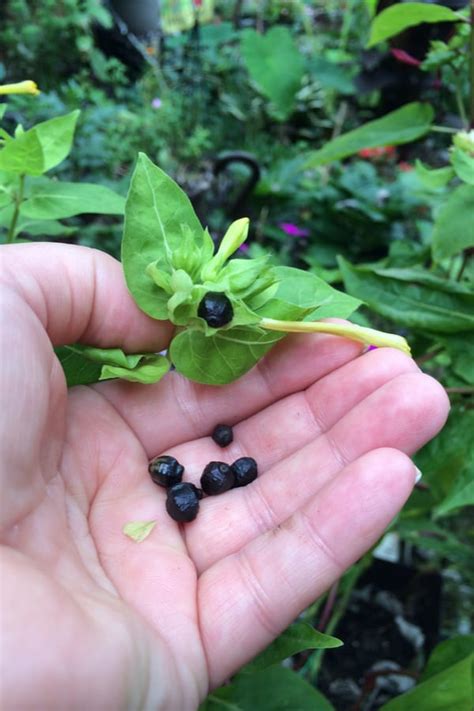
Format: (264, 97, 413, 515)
(279, 222, 310, 238)
(151, 98, 162, 109)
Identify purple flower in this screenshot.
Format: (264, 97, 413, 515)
(238, 243, 249, 253)
(367, 345, 378, 351)
(151, 98, 162, 109)
(279, 222, 310, 238)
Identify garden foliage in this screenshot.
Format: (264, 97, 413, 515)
(1, 0, 473, 708)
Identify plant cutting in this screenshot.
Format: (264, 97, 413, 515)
(58, 153, 410, 387)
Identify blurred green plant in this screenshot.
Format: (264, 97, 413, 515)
(0, 108, 124, 243)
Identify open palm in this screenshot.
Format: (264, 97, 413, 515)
(0, 244, 449, 710)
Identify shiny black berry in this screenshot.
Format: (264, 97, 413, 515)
(231, 457, 258, 487)
(166, 482, 201, 523)
(197, 291, 233, 328)
(200, 461, 235, 495)
(148, 455, 184, 488)
(212, 424, 233, 448)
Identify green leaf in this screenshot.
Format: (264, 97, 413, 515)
(35, 110, 80, 172)
(0, 126, 44, 174)
(0, 110, 79, 175)
(338, 258, 474, 333)
(306, 103, 434, 167)
(122, 520, 157, 543)
(365, 0, 379, 18)
(20, 178, 125, 220)
(368, 3, 461, 48)
(242, 623, 342, 674)
(122, 153, 204, 320)
(379, 654, 474, 711)
(435, 466, 474, 518)
(170, 326, 283, 385)
(71, 345, 144, 369)
(269, 266, 361, 320)
(440, 333, 474, 384)
(415, 160, 454, 190)
(432, 184, 474, 261)
(14, 218, 77, 238)
(451, 148, 474, 186)
(241, 27, 305, 121)
(421, 637, 474, 681)
(0, 105, 6, 121)
(100, 355, 170, 384)
(56, 344, 170, 386)
(414, 407, 474, 513)
(55, 346, 104, 387)
(308, 57, 355, 94)
(200, 666, 335, 711)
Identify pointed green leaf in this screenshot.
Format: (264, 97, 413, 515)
(0, 110, 79, 175)
(338, 258, 474, 333)
(21, 178, 125, 219)
(122, 154, 204, 320)
(306, 103, 434, 168)
(35, 110, 80, 172)
(242, 623, 342, 674)
(0, 127, 44, 174)
(368, 3, 461, 48)
(432, 184, 474, 261)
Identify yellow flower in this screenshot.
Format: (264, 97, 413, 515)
(0, 80, 41, 96)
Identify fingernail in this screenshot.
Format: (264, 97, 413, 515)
(414, 466, 422, 484)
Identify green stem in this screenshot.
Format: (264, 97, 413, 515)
(303, 555, 372, 683)
(430, 125, 458, 134)
(260, 318, 411, 354)
(6, 173, 25, 244)
(454, 78, 469, 128)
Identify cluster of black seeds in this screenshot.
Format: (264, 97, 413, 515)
(148, 424, 259, 523)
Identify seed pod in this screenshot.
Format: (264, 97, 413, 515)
(197, 291, 233, 328)
(231, 457, 258, 487)
(211, 424, 233, 448)
(148, 455, 184, 488)
(166, 482, 201, 523)
(201, 461, 234, 495)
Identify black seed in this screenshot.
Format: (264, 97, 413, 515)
(212, 424, 233, 448)
(200, 461, 235, 495)
(148, 455, 184, 488)
(166, 483, 200, 523)
(231, 457, 258, 487)
(197, 291, 233, 328)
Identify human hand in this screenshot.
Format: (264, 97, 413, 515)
(0, 244, 449, 710)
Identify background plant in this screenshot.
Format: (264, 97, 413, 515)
(1, 0, 473, 709)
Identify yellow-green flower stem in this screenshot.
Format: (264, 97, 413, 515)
(0, 80, 40, 96)
(260, 318, 411, 354)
